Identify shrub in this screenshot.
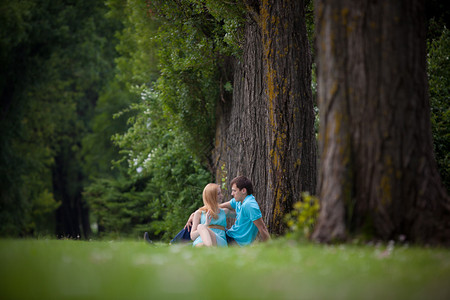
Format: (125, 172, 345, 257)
(284, 192, 320, 240)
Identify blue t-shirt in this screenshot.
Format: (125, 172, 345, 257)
(226, 195, 262, 246)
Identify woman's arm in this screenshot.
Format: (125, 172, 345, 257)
(190, 210, 202, 241)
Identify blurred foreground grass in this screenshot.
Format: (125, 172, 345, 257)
(0, 239, 449, 300)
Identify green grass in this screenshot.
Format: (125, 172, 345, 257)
(0, 239, 449, 300)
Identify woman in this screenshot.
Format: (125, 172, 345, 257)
(191, 183, 229, 247)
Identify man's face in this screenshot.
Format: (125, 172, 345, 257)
(231, 184, 246, 202)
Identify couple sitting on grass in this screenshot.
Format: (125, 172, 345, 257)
(186, 176, 270, 247)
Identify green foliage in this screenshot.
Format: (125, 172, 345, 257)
(81, 81, 135, 180)
(154, 39, 219, 161)
(111, 0, 160, 87)
(83, 0, 227, 241)
(0, 0, 121, 237)
(285, 192, 320, 239)
(84, 177, 155, 239)
(0, 0, 109, 237)
(144, 0, 242, 162)
(220, 163, 228, 192)
(428, 23, 450, 191)
(106, 88, 211, 241)
(149, 0, 245, 57)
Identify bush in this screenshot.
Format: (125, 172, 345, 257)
(284, 192, 320, 240)
(428, 24, 450, 192)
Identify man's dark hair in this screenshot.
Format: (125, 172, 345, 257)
(230, 176, 253, 195)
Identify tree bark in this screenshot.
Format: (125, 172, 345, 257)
(312, 0, 450, 245)
(213, 18, 271, 222)
(213, 0, 317, 235)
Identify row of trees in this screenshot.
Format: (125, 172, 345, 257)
(0, 0, 213, 240)
(1, 0, 122, 237)
(1, 0, 448, 244)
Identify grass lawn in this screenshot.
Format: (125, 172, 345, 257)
(0, 239, 449, 300)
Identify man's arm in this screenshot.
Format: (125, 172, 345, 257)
(184, 210, 198, 229)
(219, 201, 236, 218)
(253, 218, 270, 242)
(219, 201, 234, 211)
(221, 207, 236, 219)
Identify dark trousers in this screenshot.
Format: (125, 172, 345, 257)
(171, 227, 237, 245)
(170, 227, 192, 244)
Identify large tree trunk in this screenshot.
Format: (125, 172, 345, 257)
(312, 0, 450, 245)
(213, 17, 271, 225)
(213, 0, 317, 235)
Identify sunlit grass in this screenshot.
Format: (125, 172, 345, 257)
(0, 239, 449, 299)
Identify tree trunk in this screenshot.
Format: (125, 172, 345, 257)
(312, 0, 450, 245)
(54, 147, 91, 239)
(213, 0, 317, 235)
(214, 17, 271, 224)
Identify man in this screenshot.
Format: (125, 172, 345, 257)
(185, 176, 270, 246)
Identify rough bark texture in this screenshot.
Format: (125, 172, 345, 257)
(213, 19, 270, 222)
(213, 0, 317, 235)
(260, 0, 317, 233)
(312, 0, 450, 245)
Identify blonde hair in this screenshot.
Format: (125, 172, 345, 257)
(199, 183, 220, 219)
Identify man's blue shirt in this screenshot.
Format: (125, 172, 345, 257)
(226, 194, 262, 246)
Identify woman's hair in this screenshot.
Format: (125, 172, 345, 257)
(230, 176, 253, 195)
(199, 183, 220, 219)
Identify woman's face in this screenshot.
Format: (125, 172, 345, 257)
(217, 187, 223, 203)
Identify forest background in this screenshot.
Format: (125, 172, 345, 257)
(0, 0, 449, 242)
